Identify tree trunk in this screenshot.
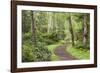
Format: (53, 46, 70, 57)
(83, 14, 87, 48)
(31, 11, 36, 46)
(69, 13, 75, 46)
(47, 12, 52, 33)
(54, 13, 58, 33)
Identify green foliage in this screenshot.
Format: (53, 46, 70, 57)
(22, 10, 90, 62)
(49, 31, 66, 41)
(22, 42, 52, 62)
(33, 42, 52, 61)
(67, 47, 90, 59)
(47, 44, 61, 61)
(22, 10, 32, 33)
(22, 32, 32, 41)
(22, 44, 34, 62)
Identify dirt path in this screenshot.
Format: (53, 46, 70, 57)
(54, 45, 76, 60)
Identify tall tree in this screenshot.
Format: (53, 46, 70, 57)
(69, 13, 75, 46)
(54, 13, 58, 33)
(47, 12, 52, 33)
(83, 14, 87, 48)
(31, 11, 36, 46)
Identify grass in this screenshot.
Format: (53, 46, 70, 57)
(46, 40, 67, 61)
(67, 47, 90, 60)
(46, 44, 61, 61)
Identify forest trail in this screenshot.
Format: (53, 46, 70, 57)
(54, 45, 76, 60)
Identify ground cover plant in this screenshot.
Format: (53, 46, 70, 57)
(22, 10, 90, 62)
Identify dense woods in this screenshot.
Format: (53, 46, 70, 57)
(22, 10, 90, 62)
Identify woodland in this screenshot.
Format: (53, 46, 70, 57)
(22, 10, 90, 62)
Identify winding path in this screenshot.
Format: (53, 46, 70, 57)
(54, 45, 76, 60)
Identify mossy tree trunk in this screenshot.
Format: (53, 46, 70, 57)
(69, 13, 75, 46)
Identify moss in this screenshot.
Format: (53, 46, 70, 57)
(46, 44, 61, 61)
(67, 47, 90, 59)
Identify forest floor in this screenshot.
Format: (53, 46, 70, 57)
(54, 45, 76, 60)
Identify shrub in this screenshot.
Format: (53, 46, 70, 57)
(22, 32, 32, 41)
(22, 41, 52, 62)
(33, 42, 52, 61)
(22, 44, 35, 62)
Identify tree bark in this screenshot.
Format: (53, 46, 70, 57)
(69, 13, 75, 46)
(47, 12, 52, 33)
(83, 14, 87, 48)
(31, 11, 36, 46)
